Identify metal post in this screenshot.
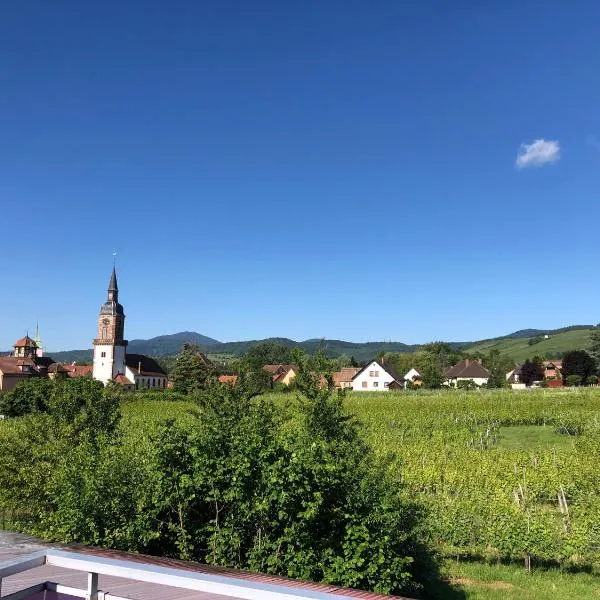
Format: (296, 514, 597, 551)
(87, 571, 99, 600)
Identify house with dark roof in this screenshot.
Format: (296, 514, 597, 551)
(445, 359, 489, 387)
(351, 359, 404, 391)
(124, 353, 168, 389)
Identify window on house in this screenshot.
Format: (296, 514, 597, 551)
(384, 382, 389, 387)
(373, 381, 379, 388)
(153, 378, 156, 387)
(362, 381, 368, 388)
(101, 352, 106, 358)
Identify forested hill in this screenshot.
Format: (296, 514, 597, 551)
(40, 324, 597, 363)
(45, 336, 418, 363)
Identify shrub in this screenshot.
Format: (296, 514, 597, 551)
(566, 374, 582, 387)
(457, 379, 479, 390)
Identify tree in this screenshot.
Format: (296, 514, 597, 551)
(380, 353, 415, 380)
(335, 354, 352, 369)
(420, 360, 445, 389)
(0, 378, 54, 417)
(483, 350, 513, 389)
(562, 350, 596, 383)
(171, 343, 213, 394)
(420, 342, 458, 372)
(566, 374, 582, 387)
(519, 359, 544, 387)
(148, 350, 437, 595)
(589, 324, 600, 367)
(244, 341, 293, 371)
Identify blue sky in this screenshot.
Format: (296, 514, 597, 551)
(1, 1, 599, 350)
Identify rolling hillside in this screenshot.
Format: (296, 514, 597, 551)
(41, 324, 598, 364)
(465, 328, 594, 362)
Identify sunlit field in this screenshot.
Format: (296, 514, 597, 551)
(112, 388, 600, 596)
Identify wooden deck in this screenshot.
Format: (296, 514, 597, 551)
(0, 532, 243, 599)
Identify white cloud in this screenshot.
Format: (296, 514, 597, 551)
(516, 138, 560, 169)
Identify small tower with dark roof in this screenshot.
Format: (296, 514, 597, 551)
(92, 265, 128, 384)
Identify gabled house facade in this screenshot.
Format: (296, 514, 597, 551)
(351, 360, 404, 391)
(403, 367, 423, 387)
(445, 359, 489, 387)
(543, 360, 562, 380)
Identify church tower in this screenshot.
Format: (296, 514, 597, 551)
(92, 266, 127, 384)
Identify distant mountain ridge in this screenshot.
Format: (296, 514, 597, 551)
(42, 324, 597, 363)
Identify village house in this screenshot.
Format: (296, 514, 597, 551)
(445, 358, 490, 387)
(543, 359, 562, 380)
(351, 359, 404, 391)
(332, 367, 360, 389)
(403, 367, 423, 387)
(263, 364, 298, 385)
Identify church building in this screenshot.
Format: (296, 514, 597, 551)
(92, 267, 168, 389)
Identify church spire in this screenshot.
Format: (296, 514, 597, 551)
(108, 266, 118, 302)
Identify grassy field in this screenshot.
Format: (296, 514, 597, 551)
(465, 328, 593, 361)
(118, 388, 600, 598)
(495, 424, 576, 451)
(444, 560, 600, 599)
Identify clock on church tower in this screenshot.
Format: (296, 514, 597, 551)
(92, 266, 128, 384)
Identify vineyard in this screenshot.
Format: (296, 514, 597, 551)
(3, 386, 600, 597)
(340, 389, 600, 569)
(119, 389, 600, 570)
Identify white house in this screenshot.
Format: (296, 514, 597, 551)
(352, 360, 404, 391)
(404, 367, 421, 382)
(125, 354, 168, 389)
(444, 359, 489, 387)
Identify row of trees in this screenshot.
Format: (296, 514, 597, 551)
(0, 354, 443, 597)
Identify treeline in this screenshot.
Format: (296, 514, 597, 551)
(0, 352, 445, 598)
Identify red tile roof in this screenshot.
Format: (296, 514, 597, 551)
(218, 374, 238, 385)
(0, 357, 37, 375)
(332, 367, 360, 386)
(13, 335, 37, 347)
(64, 364, 94, 378)
(114, 373, 134, 386)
